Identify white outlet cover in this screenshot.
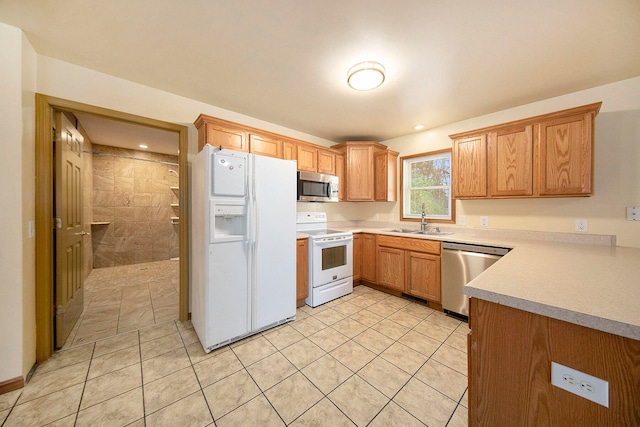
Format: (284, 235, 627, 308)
(480, 216, 489, 227)
(458, 215, 466, 226)
(551, 361, 608, 407)
(575, 219, 588, 232)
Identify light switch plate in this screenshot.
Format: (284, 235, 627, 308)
(458, 215, 466, 226)
(551, 361, 608, 407)
(627, 206, 639, 221)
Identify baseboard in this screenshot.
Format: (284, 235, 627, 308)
(0, 376, 24, 395)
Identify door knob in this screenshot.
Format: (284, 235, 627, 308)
(74, 231, 90, 236)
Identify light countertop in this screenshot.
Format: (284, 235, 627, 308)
(328, 224, 640, 341)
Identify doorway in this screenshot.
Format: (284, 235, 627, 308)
(35, 94, 189, 363)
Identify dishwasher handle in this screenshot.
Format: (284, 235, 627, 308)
(442, 242, 510, 256)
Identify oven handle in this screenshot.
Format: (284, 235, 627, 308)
(312, 236, 353, 247)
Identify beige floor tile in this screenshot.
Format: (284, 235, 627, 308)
(289, 397, 356, 426)
(265, 372, 324, 424)
(400, 302, 434, 319)
(263, 324, 305, 350)
(444, 330, 468, 353)
(432, 344, 468, 376)
(175, 319, 193, 331)
(76, 387, 143, 427)
(290, 316, 327, 336)
(332, 301, 361, 316)
(142, 346, 191, 383)
(178, 326, 201, 346)
(153, 305, 179, 323)
(367, 302, 399, 318)
(448, 404, 468, 427)
(0, 388, 22, 411)
(460, 388, 468, 408)
(328, 375, 388, 427)
(394, 378, 457, 427)
(349, 309, 383, 327)
(358, 357, 411, 398)
(216, 395, 284, 427)
(331, 318, 368, 339)
(232, 335, 277, 366)
(415, 359, 468, 402)
(203, 369, 260, 420)
(72, 324, 119, 346)
(371, 320, 409, 340)
(246, 352, 297, 391)
(80, 364, 141, 410)
(193, 350, 243, 388)
(44, 413, 77, 426)
(0, 409, 10, 425)
(19, 360, 90, 404)
(145, 391, 213, 427)
(455, 322, 470, 335)
(140, 332, 183, 360)
(386, 310, 422, 329)
(143, 367, 200, 414)
(380, 342, 428, 375)
(425, 312, 461, 330)
(413, 319, 455, 342)
(138, 320, 178, 343)
(348, 295, 376, 308)
(295, 308, 310, 321)
(88, 344, 140, 380)
(311, 308, 346, 326)
(36, 344, 94, 375)
(331, 341, 376, 372)
(280, 338, 326, 369)
(301, 354, 353, 394)
(185, 340, 228, 365)
(369, 401, 425, 427)
(308, 327, 349, 352)
(381, 296, 411, 310)
(398, 330, 441, 357)
(3, 384, 83, 427)
(352, 329, 394, 354)
(93, 331, 139, 358)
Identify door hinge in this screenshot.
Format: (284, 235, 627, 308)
(55, 305, 62, 316)
(53, 217, 62, 229)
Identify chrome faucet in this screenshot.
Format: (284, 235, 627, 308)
(420, 203, 428, 231)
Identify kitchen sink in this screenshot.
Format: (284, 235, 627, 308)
(383, 228, 454, 236)
(383, 228, 418, 233)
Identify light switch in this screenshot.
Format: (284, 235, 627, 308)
(627, 206, 639, 221)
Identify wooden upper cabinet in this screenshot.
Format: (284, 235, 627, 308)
(317, 149, 336, 175)
(249, 133, 282, 158)
(346, 144, 375, 200)
(283, 141, 297, 161)
(374, 150, 399, 201)
(194, 117, 248, 152)
(335, 153, 346, 201)
(297, 144, 317, 172)
(452, 134, 487, 198)
(487, 125, 533, 197)
(450, 102, 600, 199)
(538, 112, 593, 196)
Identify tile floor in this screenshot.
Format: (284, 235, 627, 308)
(1, 285, 469, 427)
(64, 260, 180, 348)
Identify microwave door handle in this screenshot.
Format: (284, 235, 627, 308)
(327, 182, 331, 198)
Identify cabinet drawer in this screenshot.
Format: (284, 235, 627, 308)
(377, 235, 441, 255)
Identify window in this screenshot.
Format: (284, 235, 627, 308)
(401, 149, 454, 222)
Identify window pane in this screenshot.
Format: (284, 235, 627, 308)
(410, 188, 450, 216)
(410, 158, 451, 187)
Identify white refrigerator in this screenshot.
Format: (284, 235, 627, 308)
(191, 144, 297, 352)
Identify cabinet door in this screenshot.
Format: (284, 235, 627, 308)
(347, 145, 374, 201)
(317, 150, 336, 175)
(453, 135, 487, 198)
(406, 251, 441, 302)
(205, 124, 248, 152)
(249, 133, 282, 158)
(538, 113, 593, 196)
(488, 126, 533, 197)
(297, 145, 317, 172)
(374, 150, 398, 201)
(335, 153, 346, 201)
(353, 234, 362, 282)
(377, 246, 405, 291)
(283, 141, 297, 161)
(296, 239, 308, 306)
(361, 233, 376, 283)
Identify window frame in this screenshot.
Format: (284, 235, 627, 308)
(400, 148, 455, 223)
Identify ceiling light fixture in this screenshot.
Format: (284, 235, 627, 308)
(138, 144, 148, 149)
(347, 61, 385, 91)
(414, 124, 425, 130)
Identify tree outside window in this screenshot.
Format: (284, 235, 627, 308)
(401, 149, 454, 222)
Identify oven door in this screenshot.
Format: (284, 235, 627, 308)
(310, 236, 353, 287)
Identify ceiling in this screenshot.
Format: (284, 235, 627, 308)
(2, 0, 640, 143)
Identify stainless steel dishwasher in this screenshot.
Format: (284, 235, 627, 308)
(441, 242, 510, 319)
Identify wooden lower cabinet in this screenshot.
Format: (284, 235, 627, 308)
(377, 247, 404, 291)
(296, 239, 308, 307)
(360, 234, 376, 283)
(468, 298, 640, 426)
(353, 234, 362, 282)
(405, 251, 441, 302)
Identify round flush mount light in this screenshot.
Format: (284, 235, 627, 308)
(414, 124, 425, 131)
(347, 61, 385, 91)
(138, 144, 148, 149)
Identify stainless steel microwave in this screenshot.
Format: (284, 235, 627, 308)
(297, 171, 339, 202)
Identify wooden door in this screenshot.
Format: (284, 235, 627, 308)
(317, 150, 336, 175)
(488, 126, 533, 197)
(205, 123, 247, 151)
(347, 145, 375, 201)
(296, 239, 308, 307)
(538, 113, 593, 196)
(374, 150, 398, 201)
(361, 233, 376, 282)
(283, 141, 297, 161)
(377, 246, 405, 291)
(296, 144, 317, 171)
(249, 133, 282, 158)
(352, 234, 362, 282)
(453, 135, 487, 198)
(406, 251, 441, 302)
(335, 153, 346, 201)
(54, 112, 85, 347)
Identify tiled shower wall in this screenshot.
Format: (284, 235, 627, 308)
(81, 129, 94, 279)
(91, 144, 179, 268)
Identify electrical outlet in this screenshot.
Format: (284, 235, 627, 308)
(575, 219, 588, 232)
(458, 215, 466, 226)
(389, 213, 394, 221)
(373, 213, 379, 221)
(480, 216, 489, 227)
(551, 362, 608, 407)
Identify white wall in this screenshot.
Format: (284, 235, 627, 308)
(0, 22, 27, 383)
(354, 77, 640, 248)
